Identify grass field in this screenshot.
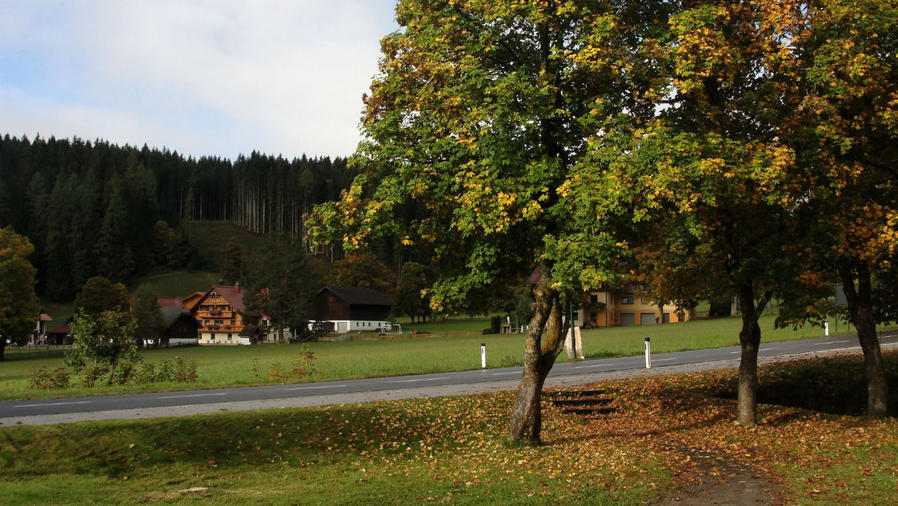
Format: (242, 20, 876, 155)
(1, 313, 883, 402)
(1, 353, 896, 504)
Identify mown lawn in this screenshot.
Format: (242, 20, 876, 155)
(1, 313, 886, 401)
(1, 353, 895, 504)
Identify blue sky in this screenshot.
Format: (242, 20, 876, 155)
(0, 0, 399, 160)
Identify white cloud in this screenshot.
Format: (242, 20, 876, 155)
(0, 0, 398, 159)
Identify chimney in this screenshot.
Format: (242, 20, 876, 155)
(235, 282, 240, 294)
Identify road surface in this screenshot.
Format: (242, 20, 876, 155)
(2, 331, 896, 426)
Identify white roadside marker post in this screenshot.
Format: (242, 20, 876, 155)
(575, 326, 584, 359)
(645, 337, 651, 369)
(825, 321, 830, 337)
(481, 343, 486, 369)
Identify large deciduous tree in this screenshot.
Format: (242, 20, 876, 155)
(563, 0, 809, 426)
(0, 226, 40, 360)
(312, 0, 656, 443)
(244, 236, 320, 343)
(132, 293, 165, 349)
(74, 276, 130, 318)
(783, 0, 898, 417)
(325, 252, 397, 301)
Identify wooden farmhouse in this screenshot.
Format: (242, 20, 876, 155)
(313, 286, 393, 334)
(190, 284, 254, 345)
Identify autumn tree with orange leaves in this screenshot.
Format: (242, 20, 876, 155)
(314, 0, 896, 438)
(780, 0, 898, 417)
(311, 0, 669, 443)
(565, 0, 814, 426)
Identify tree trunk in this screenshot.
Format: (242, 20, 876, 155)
(0, 341, 6, 360)
(508, 264, 566, 444)
(735, 284, 769, 426)
(839, 261, 888, 417)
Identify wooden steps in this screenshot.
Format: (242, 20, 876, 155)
(546, 388, 618, 416)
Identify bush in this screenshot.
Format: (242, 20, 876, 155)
(30, 367, 71, 390)
(79, 356, 199, 387)
(175, 356, 198, 383)
(291, 348, 318, 380)
(81, 365, 107, 388)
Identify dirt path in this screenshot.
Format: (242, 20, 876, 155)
(654, 438, 780, 505)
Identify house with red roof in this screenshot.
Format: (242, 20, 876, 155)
(191, 284, 255, 345)
(30, 310, 53, 345)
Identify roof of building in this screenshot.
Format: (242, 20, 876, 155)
(318, 286, 391, 306)
(39, 311, 53, 321)
(181, 291, 205, 312)
(160, 306, 193, 327)
(48, 325, 70, 335)
(203, 285, 246, 313)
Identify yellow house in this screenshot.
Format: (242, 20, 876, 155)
(575, 287, 691, 328)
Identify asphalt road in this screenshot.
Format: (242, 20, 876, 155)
(2, 330, 896, 426)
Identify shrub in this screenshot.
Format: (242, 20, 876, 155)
(291, 348, 318, 380)
(81, 365, 108, 388)
(130, 357, 198, 384)
(30, 367, 71, 390)
(175, 356, 198, 383)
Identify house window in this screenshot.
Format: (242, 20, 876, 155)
(230, 320, 235, 326)
(589, 294, 598, 303)
(621, 296, 634, 305)
(590, 312, 598, 321)
(215, 320, 223, 325)
(227, 333, 232, 341)
(210, 334, 216, 342)
(573, 312, 578, 321)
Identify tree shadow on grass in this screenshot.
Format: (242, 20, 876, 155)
(0, 403, 457, 479)
(702, 353, 898, 418)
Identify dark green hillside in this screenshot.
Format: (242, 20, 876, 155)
(181, 220, 267, 273)
(0, 134, 354, 299)
(129, 270, 222, 299)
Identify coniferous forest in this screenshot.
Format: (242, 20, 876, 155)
(0, 134, 355, 300)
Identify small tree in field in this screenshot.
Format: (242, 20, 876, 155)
(66, 310, 138, 384)
(0, 226, 40, 360)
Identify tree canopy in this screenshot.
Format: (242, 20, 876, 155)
(313, 0, 648, 442)
(316, 0, 898, 439)
(0, 226, 40, 359)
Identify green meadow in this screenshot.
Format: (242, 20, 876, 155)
(2, 353, 896, 504)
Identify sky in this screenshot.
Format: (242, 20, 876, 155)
(0, 0, 399, 160)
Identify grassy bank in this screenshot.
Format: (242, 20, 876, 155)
(1, 313, 885, 401)
(1, 353, 896, 504)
